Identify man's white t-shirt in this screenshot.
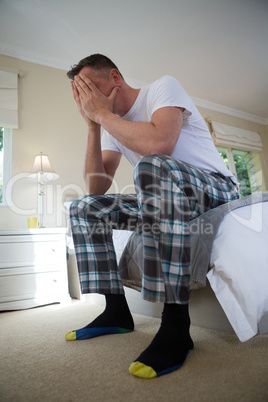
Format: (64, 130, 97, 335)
(101, 75, 236, 182)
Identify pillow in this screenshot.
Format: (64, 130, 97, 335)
(207, 201, 268, 342)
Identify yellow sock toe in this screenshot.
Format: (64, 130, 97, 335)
(129, 361, 157, 379)
(65, 331, 77, 341)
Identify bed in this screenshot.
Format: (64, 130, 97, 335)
(114, 191, 268, 342)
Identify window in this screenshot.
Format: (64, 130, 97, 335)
(209, 121, 265, 198)
(217, 147, 261, 197)
(0, 127, 12, 206)
(0, 68, 18, 206)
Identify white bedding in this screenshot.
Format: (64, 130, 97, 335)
(207, 202, 268, 342)
(113, 230, 134, 262)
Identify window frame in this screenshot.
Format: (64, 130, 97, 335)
(206, 120, 266, 197)
(217, 145, 264, 197)
(0, 127, 12, 206)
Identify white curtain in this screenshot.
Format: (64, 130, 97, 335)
(0, 68, 19, 128)
(211, 121, 262, 152)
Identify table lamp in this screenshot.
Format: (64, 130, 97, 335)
(28, 152, 59, 228)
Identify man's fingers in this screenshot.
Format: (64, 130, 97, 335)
(76, 74, 97, 94)
(74, 75, 89, 98)
(109, 86, 119, 103)
(71, 81, 79, 99)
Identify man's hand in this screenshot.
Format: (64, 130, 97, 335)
(73, 74, 119, 124)
(71, 80, 100, 131)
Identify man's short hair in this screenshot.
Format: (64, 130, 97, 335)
(66, 53, 124, 80)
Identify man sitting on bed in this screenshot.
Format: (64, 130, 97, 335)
(65, 54, 239, 379)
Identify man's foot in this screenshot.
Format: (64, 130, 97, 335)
(129, 303, 194, 379)
(65, 294, 134, 341)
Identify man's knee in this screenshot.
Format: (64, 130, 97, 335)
(69, 194, 105, 220)
(134, 155, 166, 188)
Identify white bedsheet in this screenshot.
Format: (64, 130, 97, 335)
(207, 202, 268, 342)
(113, 230, 133, 262)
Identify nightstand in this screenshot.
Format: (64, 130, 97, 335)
(0, 228, 70, 310)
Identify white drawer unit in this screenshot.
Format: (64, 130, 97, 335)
(0, 228, 70, 310)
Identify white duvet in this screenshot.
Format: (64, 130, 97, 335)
(207, 202, 268, 342)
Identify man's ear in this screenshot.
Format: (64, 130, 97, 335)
(110, 69, 121, 85)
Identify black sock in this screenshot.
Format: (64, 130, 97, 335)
(83, 294, 134, 331)
(129, 303, 194, 378)
(65, 294, 134, 341)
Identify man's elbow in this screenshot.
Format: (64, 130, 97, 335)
(148, 142, 174, 157)
(84, 183, 107, 196)
(83, 173, 110, 195)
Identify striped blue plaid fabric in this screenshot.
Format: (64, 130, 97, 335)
(70, 155, 239, 304)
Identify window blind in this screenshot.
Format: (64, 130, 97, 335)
(0, 68, 19, 128)
(210, 121, 262, 152)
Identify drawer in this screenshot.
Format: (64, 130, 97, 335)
(0, 264, 66, 277)
(0, 270, 68, 303)
(0, 240, 66, 268)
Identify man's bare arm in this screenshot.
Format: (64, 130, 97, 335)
(74, 74, 183, 156)
(83, 141, 121, 194)
(71, 80, 120, 194)
(99, 106, 183, 156)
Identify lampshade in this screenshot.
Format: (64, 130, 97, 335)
(28, 153, 59, 182)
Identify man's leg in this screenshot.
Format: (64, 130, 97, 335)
(65, 194, 140, 341)
(129, 155, 239, 378)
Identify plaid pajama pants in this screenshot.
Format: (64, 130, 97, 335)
(70, 155, 239, 304)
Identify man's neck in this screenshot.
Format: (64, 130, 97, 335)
(116, 83, 140, 117)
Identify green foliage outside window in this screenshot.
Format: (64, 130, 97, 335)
(217, 147, 258, 197)
(218, 149, 229, 170)
(232, 150, 255, 197)
(0, 127, 3, 152)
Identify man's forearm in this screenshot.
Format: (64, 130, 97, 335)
(98, 108, 182, 157)
(99, 113, 156, 155)
(83, 127, 110, 194)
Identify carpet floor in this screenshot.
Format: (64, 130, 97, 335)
(0, 301, 267, 402)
